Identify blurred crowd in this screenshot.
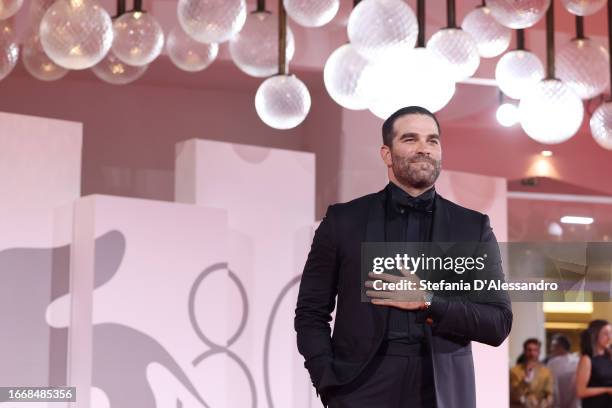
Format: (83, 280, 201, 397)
(510, 319, 612, 408)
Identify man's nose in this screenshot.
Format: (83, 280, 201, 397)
(415, 141, 431, 155)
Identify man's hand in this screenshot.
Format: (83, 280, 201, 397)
(364, 268, 426, 311)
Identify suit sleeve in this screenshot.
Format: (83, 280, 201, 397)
(427, 214, 513, 347)
(294, 205, 339, 390)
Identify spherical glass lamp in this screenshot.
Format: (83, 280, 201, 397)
(91, 51, 148, 85)
(427, 28, 480, 81)
(495, 49, 545, 99)
(367, 47, 455, 118)
(255, 74, 311, 129)
(0, 0, 23, 19)
(229, 11, 295, 78)
(283, 0, 339, 27)
(518, 79, 584, 144)
(22, 32, 69, 81)
(177, 0, 246, 44)
(562, 0, 606, 16)
(112, 11, 164, 67)
(0, 19, 18, 80)
(590, 102, 612, 150)
(461, 6, 511, 58)
(39, 0, 113, 70)
(487, 0, 551, 29)
(557, 38, 609, 100)
(548, 222, 563, 237)
(496, 102, 519, 126)
(166, 26, 218, 72)
(347, 0, 418, 60)
(323, 43, 372, 110)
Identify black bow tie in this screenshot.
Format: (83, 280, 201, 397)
(389, 183, 435, 213)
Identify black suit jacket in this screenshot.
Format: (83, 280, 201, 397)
(294, 186, 513, 408)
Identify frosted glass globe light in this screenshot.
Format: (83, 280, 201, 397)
(39, 0, 113, 70)
(548, 222, 563, 237)
(229, 11, 295, 78)
(283, 0, 339, 27)
(0, 18, 18, 80)
(461, 6, 511, 58)
(495, 50, 544, 99)
(0, 0, 23, 19)
(487, 0, 551, 29)
(91, 51, 148, 85)
(562, 0, 606, 16)
(22, 32, 69, 81)
(557, 38, 609, 100)
(496, 102, 518, 126)
(166, 26, 218, 72)
(323, 43, 372, 110)
(347, 0, 418, 60)
(177, 0, 246, 44)
(367, 47, 455, 119)
(590, 102, 612, 150)
(112, 11, 164, 67)
(519, 79, 584, 144)
(428, 28, 480, 81)
(255, 74, 311, 130)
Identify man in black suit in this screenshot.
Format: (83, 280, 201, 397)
(294, 106, 513, 408)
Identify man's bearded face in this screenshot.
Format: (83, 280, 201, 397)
(388, 114, 442, 189)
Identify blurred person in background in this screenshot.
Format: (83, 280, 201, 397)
(547, 334, 579, 408)
(511, 338, 553, 408)
(576, 319, 612, 408)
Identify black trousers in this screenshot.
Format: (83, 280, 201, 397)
(323, 342, 437, 408)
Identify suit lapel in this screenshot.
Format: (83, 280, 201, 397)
(364, 188, 389, 333)
(365, 189, 387, 243)
(431, 193, 451, 244)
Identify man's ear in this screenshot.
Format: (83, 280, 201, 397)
(380, 144, 392, 167)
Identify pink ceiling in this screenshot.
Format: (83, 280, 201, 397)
(3, 0, 612, 198)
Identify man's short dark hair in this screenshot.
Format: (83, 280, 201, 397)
(382, 106, 441, 147)
(523, 338, 541, 350)
(551, 334, 571, 351)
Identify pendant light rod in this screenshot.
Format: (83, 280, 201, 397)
(278, 0, 287, 75)
(256, 0, 266, 12)
(607, 0, 612, 100)
(417, 0, 425, 47)
(446, 0, 457, 28)
(516, 29, 525, 50)
(133, 0, 142, 12)
(481, 0, 486, 7)
(353, 0, 361, 6)
(575, 15, 584, 39)
(115, 0, 126, 17)
(545, 0, 555, 79)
